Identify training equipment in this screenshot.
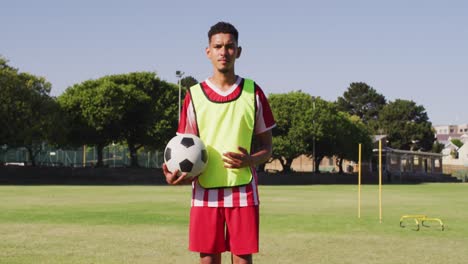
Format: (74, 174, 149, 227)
(400, 215, 444, 231)
(164, 134, 208, 178)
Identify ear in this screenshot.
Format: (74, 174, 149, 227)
(205, 46, 210, 58)
(236, 46, 242, 59)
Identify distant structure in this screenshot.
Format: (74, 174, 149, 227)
(433, 124, 468, 176)
(433, 124, 468, 145)
(368, 135, 447, 183)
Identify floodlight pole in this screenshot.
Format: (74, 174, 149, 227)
(379, 139, 383, 223)
(176, 70, 185, 123)
(83, 145, 86, 167)
(358, 143, 362, 219)
(112, 142, 116, 168)
(312, 101, 316, 172)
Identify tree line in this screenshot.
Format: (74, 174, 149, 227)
(1, 57, 436, 171)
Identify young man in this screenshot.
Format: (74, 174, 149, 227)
(163, 22, 275, 264)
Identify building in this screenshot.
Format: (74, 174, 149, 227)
(433, 123, 468, 177)
(433, 123, 468, 145)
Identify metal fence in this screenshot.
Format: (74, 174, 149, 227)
(1, 145, 164, 168)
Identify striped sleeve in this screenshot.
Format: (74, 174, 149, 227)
(177, 91, 198, 135)
(255, 84, 276, 135)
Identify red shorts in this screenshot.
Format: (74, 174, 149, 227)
(189, 206, 259, 255)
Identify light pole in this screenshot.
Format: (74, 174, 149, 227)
(112, 142, 116, 168)
(411, 139, 419, 151)
(176, 70, 185, 122)
(312, 100, 316, 172)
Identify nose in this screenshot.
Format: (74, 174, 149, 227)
(219, 46, 227, 56)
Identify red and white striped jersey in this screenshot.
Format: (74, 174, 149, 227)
(177, 76, 276, 207)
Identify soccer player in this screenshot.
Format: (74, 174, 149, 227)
(163, 21, 275, 264)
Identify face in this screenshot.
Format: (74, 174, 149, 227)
(206, 33, 242, 74)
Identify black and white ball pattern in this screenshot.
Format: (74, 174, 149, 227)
(164, 134, 208, 178)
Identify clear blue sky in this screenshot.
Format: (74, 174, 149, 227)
(2, 0, 467, 125)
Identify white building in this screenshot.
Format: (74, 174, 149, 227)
(434, 123, 468, 166)
(458, 144, 468, 166)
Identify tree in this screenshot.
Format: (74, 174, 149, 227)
(451, 138, 463, 148)
(268, 91, 313, 172)
(432, 141, 445, 153)
(180, 76, 198, 90)
(58, 72, 179, 167)
(0, 56, 59, 166)
(270, 82, 383, 173)
(336, 82, 386, 133)
(294, 97, 373, 173)
(106, 72, 179, 167)
(378, 99, 434, 151)
(269, 91, 372, 173)
(58, 79, 124, 166)
(333, 113, 373, 173)
(0, 56, 21, 146)
(304, 97, 341, 172)
(270, 95, 342, 173)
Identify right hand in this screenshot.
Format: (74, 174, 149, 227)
(162, 163, 192, 185)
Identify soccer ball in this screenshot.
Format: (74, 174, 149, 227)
(164, 134, 208, 178)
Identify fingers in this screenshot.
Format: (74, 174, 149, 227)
(180, 175, 195, 185)
(172, 172, 189, 185)
(237, 146, 248, 154)
(223, 151, 244, 160)
(222, 148, 252, 168)
(162, 163, 170, 173)
(163, 163, 189, 185)
(223, 156, 241, 168)
(223, 151, 242, 168)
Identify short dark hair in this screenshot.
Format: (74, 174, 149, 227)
(208, 22, 239, 43)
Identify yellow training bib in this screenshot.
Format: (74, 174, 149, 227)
(190, 79, 256, 188)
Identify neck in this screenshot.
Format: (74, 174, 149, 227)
(210, 71, 237, 91)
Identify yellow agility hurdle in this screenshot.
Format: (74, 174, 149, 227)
(421, 217, 445, 231)
(400, 215, 444, 231)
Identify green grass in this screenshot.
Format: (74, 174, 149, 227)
(1, 184, 467, 263)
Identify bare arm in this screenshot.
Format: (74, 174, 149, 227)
(222, 130, 273, 169)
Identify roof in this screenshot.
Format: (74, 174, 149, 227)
(374, 147, 443, 157)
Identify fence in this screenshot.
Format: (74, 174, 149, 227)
(1, 145, 164, 168)
(443, 164, 468, 182)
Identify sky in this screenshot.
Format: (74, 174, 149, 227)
(1, 0, 467, 125)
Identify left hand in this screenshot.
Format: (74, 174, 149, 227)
(222, 146, 253, 169)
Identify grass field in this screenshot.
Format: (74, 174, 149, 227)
(1, 183, 467, 264)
